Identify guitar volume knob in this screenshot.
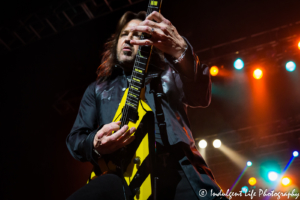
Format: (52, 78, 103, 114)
(133, 157, 140, 164)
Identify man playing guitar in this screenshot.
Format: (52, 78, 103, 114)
(67, 2, 226, 199)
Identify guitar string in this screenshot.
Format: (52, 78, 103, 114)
(121, 43, 143, 126)
(120, 6, 155, 127)
(120, 6, 157, 127)
(121, 44, 147, 127)
(121, 52, 139, 127)
(121, 46, 143, 128)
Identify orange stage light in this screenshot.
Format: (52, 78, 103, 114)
(281, 177, 291, 186)
(298, 41, 300, 50)
(210, 66, 219, 76)
(253, 68, 263, 79)
(248, 177, 257, 186)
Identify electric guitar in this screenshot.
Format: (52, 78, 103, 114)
(88, 1, 163, 199)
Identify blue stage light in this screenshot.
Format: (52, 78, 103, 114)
(234, 59, 244, 70)
(247, 161, 252, 167)
(241, 186, 249, 193)
(286, 61, 296, 72)
(293, 151, 299, 157)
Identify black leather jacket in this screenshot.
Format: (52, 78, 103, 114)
(66, 39, 222, 200)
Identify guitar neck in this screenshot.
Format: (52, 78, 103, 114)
(123, 0, 162, 115)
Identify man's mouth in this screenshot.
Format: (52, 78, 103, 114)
(123, 45, 132, 51)
(122, 47, 132, 52)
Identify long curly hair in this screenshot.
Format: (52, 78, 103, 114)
(96, 11, 166, 80)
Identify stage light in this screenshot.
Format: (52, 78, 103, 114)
(253, 68, 263, 79)
(234, 59, 244, 70)
(298, 41, 300, 50)
(248, 177, 257, 186)
(286, 61, 296, 72)
(268, 171, 278, 181)
(241, 186, 249, 194)
(213, 139, 221, 148)
(247, 161, 252, 167)
(198, 140, 207, 149)
(293, 151, 299, 157)
(210, 66, 219, 76)
(281, 177, 291, 186)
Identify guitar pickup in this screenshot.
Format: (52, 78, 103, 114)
(128, 109, 139, 123)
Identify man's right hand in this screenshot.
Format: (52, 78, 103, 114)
(93, 121, 136, 155)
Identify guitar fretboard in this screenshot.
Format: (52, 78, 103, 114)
(124, 0, 162, 113)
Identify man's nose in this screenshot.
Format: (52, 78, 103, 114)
(125, 33, 133, 45)
(125, 39, 131, 45)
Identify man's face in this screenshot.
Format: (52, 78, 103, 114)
(116, 19, 142, 69)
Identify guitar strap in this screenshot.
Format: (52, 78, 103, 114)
(150, 75, 172, 200)
(150, 76, 171, 150)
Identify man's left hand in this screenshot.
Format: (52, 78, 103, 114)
(130, 11, 187, 59)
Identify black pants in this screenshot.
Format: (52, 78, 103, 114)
(66, 174, 127, 200)
(156, 169, 198, 200)
(66, 169, 199, 200)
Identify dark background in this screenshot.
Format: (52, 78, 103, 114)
(1, 0, 300, 199)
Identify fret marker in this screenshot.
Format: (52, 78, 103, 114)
(151, 1, 158, 6)
(135, 68, 143, 73)
(131, 86, 139, 91)
(127, 102, 136, 108)
(129, 93, 137, 98)
(133, 78, 141, 82)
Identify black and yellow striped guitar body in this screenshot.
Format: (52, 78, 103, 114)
(89, 88, 156, 200)
(87, 1, 163, 199)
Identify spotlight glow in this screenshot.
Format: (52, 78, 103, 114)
(248, 177, 257, 186)
(247, 161, 252, 167)
(234, 59, 244, 70)
(253, 68, 263, 79)
(293, 151, 299, 157)
(286, 61, 296, 72)
(282, 177, 291, 186)
(198, 140, 207, 149)
(210, 66, 219, 76)
(298, 41, 300, 50)
(241, 186, 249, 194)
(268, 171, 278, 181)
(213, 139, 222, 148)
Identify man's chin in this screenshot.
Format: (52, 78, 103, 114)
(123, 51, 132, 57)
(117, 58, 135, 70)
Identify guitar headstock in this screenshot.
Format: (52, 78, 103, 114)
(146, 0, 163, 16)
